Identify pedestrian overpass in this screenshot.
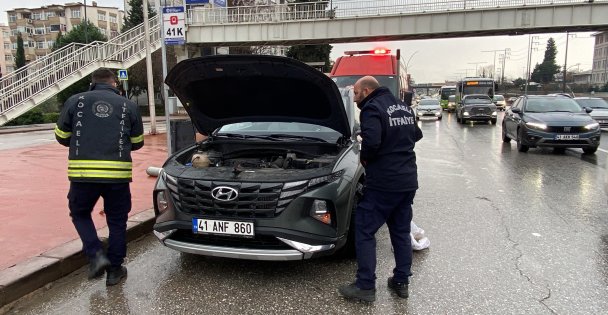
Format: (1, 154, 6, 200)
(2, 0, 608, 125)
(186, 0, 608, 46)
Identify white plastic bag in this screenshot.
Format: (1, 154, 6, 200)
(411, 221, 430, 251)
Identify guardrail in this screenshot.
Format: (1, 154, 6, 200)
(0, 15, 161, 118)
(188, 0, 604, 25)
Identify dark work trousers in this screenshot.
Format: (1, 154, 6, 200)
(355, 188, 415, 290)
(68, 182, 131, 267)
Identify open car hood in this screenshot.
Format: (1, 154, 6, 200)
(165, 55, 350, 137)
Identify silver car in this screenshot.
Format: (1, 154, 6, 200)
(415, 99, 442, 120)
(574, 97, 608, 129)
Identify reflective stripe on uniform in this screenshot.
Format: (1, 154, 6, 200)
(54, 125, 72, 139)
(130, 134, 144, 143)
(68, 169, 132, 179)
(69, 160, 132, 169)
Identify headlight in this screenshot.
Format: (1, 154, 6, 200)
(418, 111, 423, 116)
(584, 122, 600, 130)
(435, 112, 441, 116)
(463, 111, 470, 116)
(525, 122, 547, 130)
(307, 170, 344, 188)
(492, 111, 497, 116)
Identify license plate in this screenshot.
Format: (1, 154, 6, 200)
(555, 134, 579, 140)
(192, 218, 254, 237)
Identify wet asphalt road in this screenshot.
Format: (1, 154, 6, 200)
(4, 112, 608, 315)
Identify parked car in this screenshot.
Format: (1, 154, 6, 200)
(456, 94, 497, 124)
(574, 97, 608, 129)
(415, 99, 442, 120)
(492, 94, 506, 111)
(502, 95, 601, 154)
(152, 55, 365, 261)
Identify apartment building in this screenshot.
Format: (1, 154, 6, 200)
(591, 31, 608, 88)
(0, 24, 12, 75)
(6, 1, 124, 67)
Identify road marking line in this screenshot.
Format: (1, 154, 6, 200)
(598, 148, 608, 154)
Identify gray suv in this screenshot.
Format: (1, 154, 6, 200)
(456, 94, 498, 124)
(152, 55, 364, 261)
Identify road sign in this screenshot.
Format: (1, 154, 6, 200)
(117, 69, 128, 81)
(163, 7, 186, 46)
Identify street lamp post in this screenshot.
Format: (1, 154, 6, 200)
(404, 50, 419, 74)
(84, 0, 88, 44)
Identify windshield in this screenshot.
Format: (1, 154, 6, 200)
(575, 98, 608, 109)
(464, 97, 492, 104)
(419, 99, 439, 106)
(463, 86, 494, 96)
(525, 98, 583, 113)
(448, 95, 456, 102)
(217, 122, 341, 142)
(440, 88, 456, 100)
(493, 95, 505, 101)
(333, 75, 400, 99)
(418, 105, 441, 110)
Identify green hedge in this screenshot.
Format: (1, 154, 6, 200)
(43, 113, 60, 123)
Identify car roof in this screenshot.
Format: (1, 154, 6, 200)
(463, 94, 490, 98)
(573, 97, 603, 100)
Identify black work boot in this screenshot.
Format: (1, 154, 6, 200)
(338, 283, 376, 302)
(387, 277, 409, 298)
(88, 251, 111, 279)
(106, 265, 128, 286)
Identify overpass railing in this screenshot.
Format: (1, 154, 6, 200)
(188, 0, 604, 25)
(0, 15, 160, 118)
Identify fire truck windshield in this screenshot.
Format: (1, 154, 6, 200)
(332, 75, 400, 99)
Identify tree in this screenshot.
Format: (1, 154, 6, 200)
(530, 38, 561, 84)
(512, 78, 526, 88)
(284, 0, 333, 72)
(122, 0, 166, 102)
(122, 0, 156, 32)
(54, 21, 108, 106)
(286, 45, 333, 72)
(15, 33, 26, 69)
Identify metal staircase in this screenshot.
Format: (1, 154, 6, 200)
(0, 15, 161, 125)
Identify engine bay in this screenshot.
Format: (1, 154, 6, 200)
(189, 149, 336, 170)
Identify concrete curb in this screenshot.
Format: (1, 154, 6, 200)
(0, 208, 156, 307)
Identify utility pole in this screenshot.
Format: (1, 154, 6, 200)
(481, 49, 503, 80)
(158, 0, 171, 155)
(525, 35, 540, 95)
(144, 0, 157, 134)
(562, 32, 576, 93)
(83, 0, 88, 44)
(467, 62, 487, 77)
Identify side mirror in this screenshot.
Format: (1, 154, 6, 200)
(585, 107, 593, 114)
(511, 108, 521, 114)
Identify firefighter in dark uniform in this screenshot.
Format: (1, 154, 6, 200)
(339, 76, 423, 302)
(55, 68, 144, 286)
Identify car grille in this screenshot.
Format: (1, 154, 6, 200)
(594, 117, 608, 128)
(546, 126, 586, 133)
(470, 106, 492, 115)
(170, 230, 292, 250)
(166, 178, 310, 218)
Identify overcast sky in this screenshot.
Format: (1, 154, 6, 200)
(0, 1, 597, 83)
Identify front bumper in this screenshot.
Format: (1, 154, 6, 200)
(153, 224, 341, 261)
(521, 128, 601, 148)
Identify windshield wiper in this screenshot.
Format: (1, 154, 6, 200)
(267, 134, 328, 142)
(214, 133, 280, 141)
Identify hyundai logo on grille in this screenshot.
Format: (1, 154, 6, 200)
(211, 186, 238, 201)
(564, 127, 571, 132)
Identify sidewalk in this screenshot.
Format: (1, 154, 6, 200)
(0, 131, 169, 306)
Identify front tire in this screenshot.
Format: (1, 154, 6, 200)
(501, 123, 511, 143)
(491, 118, 497, 125)
(516, 128, 529, 152)
(583, 146, 598, 154)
